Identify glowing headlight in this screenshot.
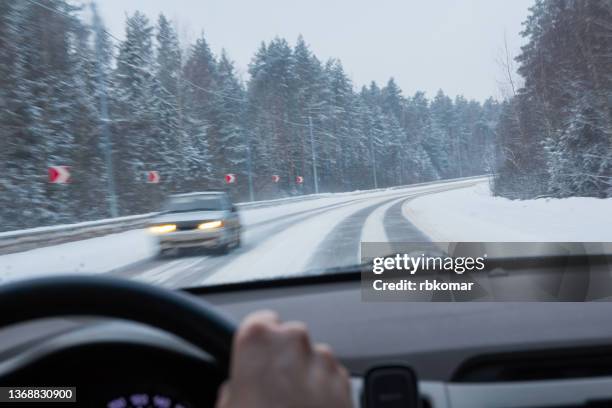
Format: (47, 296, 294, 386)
(198, 220, 224, 230)
(149, 224, 177, 234)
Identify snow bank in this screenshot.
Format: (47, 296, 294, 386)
(0, 229, 157, 284)
(404, 182, 612, 242)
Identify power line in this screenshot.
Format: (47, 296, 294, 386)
(25, 0, 75, 20)
(108, 13, 332, 132)
(27, 0, 333, 134)
(26, 0, 352, 138)
(26, 0, 190, 114)
(27, 0, 331, 153)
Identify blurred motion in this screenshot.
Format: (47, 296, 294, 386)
(149, 192, 241, 257)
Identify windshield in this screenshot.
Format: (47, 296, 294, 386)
(1, 0, 610, 290)
(163, 196, 225, 213)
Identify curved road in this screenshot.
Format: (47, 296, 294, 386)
(109, 179, 483, 288)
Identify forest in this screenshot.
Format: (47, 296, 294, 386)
(0, 0, 609, 232)
(494, 0, 611, 199)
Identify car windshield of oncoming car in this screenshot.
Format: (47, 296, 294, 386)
(164, 197, 225, 213)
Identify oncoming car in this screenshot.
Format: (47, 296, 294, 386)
(148, 192, 241, 256)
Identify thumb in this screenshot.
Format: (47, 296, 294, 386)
(215, 381, 231, 408)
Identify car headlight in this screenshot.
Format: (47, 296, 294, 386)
(198, 220, 224, 230)
(149, 224, 177, 234)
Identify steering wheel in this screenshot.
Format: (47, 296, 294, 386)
(0, 275, 236, 373)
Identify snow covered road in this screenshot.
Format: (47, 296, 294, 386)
(110, 178, 481, 288)
(0, 178, 480, 288)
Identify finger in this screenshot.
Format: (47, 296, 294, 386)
(330, 364, 352, 398)
(315, 343, 340, 371)
(282, 321, 312, 354)
(338, 366, 352, 392)
(234, 310, 280, 349)
(241, 310, 280, 327)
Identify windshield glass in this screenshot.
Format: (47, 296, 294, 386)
(0, 0, 610, 289)
(163, 196, 225, 213)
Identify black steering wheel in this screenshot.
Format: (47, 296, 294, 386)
(0, 275, 236, 372)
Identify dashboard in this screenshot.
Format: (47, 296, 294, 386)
(2, 276, 612, 407)
(0, 321, 221, 407)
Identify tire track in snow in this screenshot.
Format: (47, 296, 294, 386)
(110, 181, 481, 287)
(360, 195, 416, 242)
(198, 194, 416, 286)
(310, 182, 485, 273)
(112, 197, 372, 287)
(305, 196, 411, 273)
(132, 258, 205, 285)
(382, 183, 483, 252)
(384, 199, 432, 242)
(168, 197, 384, 287)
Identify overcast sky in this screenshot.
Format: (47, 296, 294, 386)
(95, 0, 534, 102)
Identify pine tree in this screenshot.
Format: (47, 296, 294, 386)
(0, 4, 509, 231)
(112, 11, 160, 213)
(427, 90, 455, 178)
(182, 34, 219, 189)
(247, 38, 298, 196)
(403, 92, 438, 181)
(291, 36, 328, 193)
(215, 51, 248, 200)
(154, 14, 183, 192)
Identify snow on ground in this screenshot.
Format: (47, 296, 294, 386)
(3, 177, 609, 287)
(360, 195, 409, 243)
(0, 177, 483, 284)
(0, 195, 366, 284)
(201, 193, 402, 286)
(0, 213, 155, 238)
(0, 229, 157, 284)
(404, 182, 612, 242)
(236, 177, 482, 227)
(201, 179, 484, 285)
(0, 188, 388, 283)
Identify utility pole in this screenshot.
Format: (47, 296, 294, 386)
(308, 115, 319, 194)
(175, 40, 187, 191)
(456, 133, 463, 177)
(91, 2, 118, 217)
(369, 133, 378, 189)
(244, 129, 255, 202)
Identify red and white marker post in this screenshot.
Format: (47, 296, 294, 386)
(48, 166, 71, 184)
(146, 171, 160, 184)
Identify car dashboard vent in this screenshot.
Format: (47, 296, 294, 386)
(518, 400, 612, 408)
(452, 345, 612, 383)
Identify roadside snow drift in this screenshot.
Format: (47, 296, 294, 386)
(404, 182, 612, 242)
